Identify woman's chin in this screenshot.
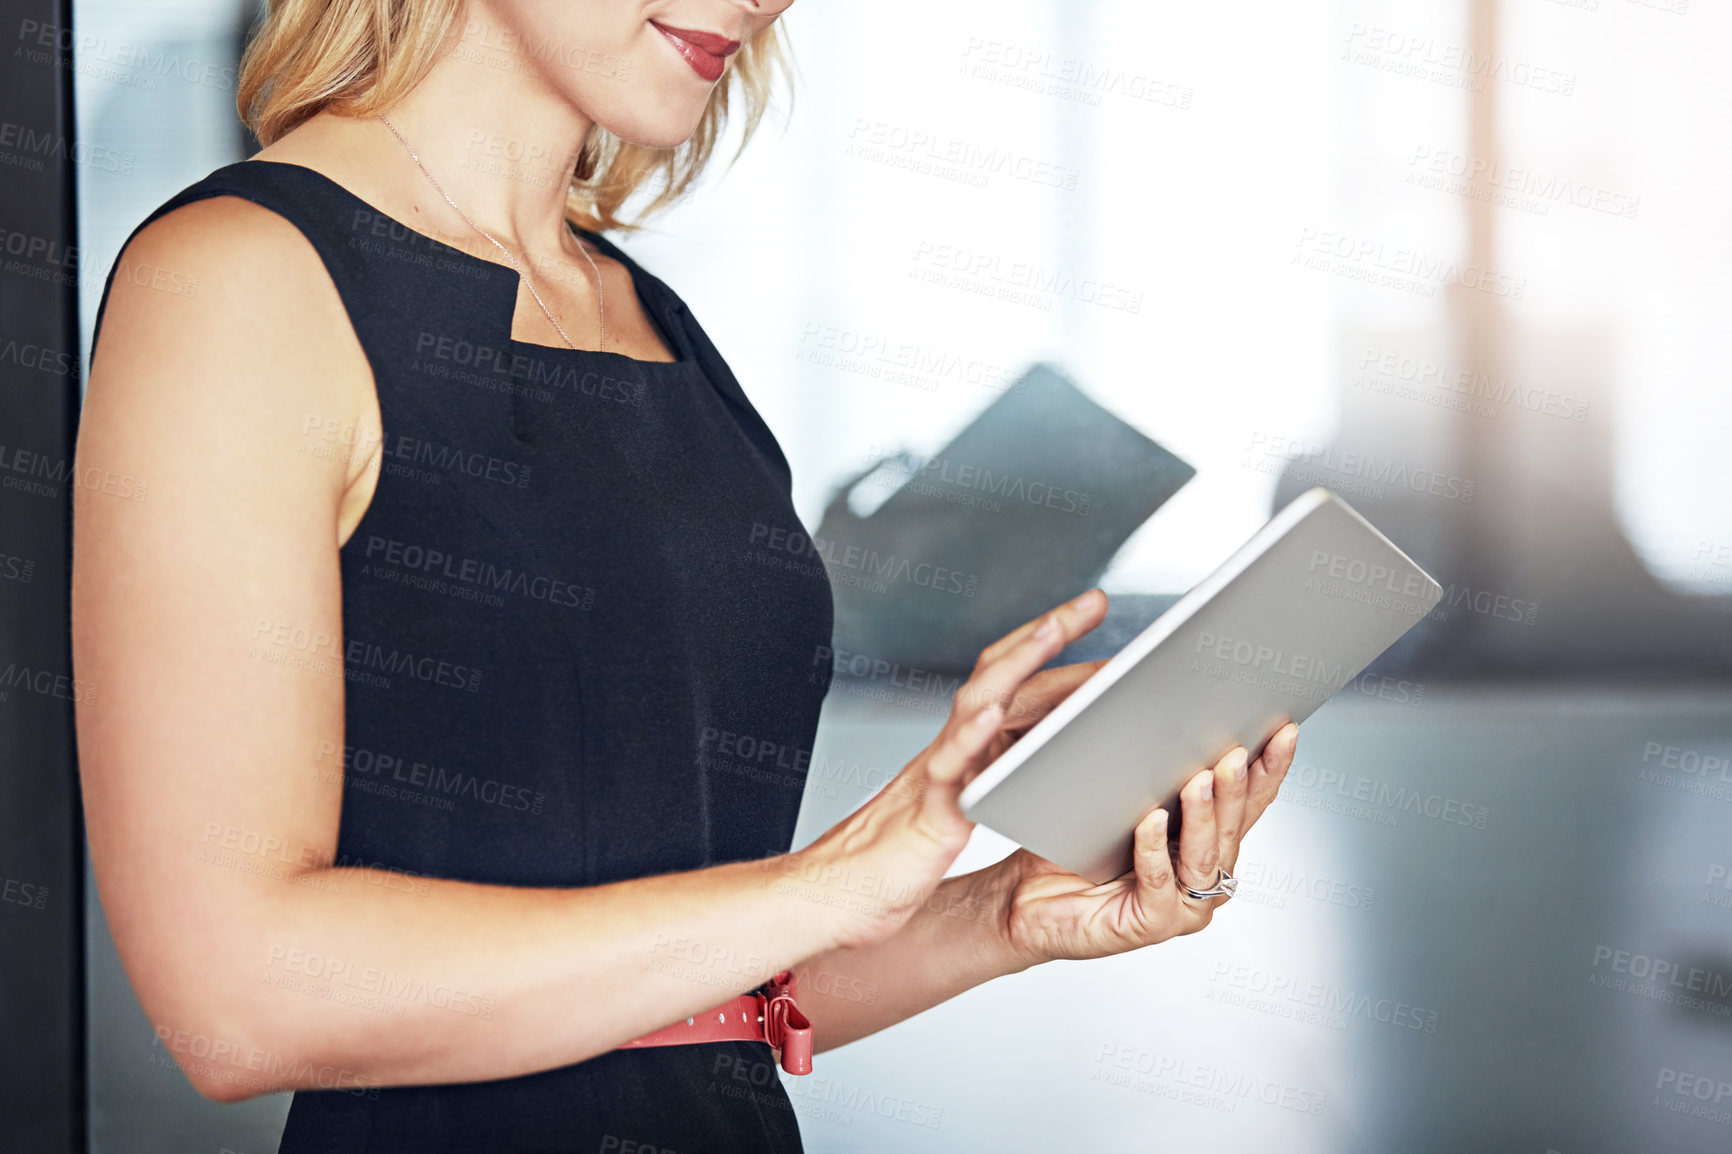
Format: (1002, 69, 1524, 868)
(595, 105, 712, 151)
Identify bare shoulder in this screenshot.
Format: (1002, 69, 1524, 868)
(85, 184, 382, 537)
(118, 187, 313, 263)
(95, 188, 364, 385)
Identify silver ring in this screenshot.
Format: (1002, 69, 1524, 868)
(1183, 868, 1238, 901)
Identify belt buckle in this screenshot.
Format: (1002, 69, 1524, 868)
(756, 970, 813, 1075)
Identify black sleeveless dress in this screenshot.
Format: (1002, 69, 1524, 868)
(92, 160, 833, 1153)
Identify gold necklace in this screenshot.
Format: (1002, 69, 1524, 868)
(378, 114, 605, 352)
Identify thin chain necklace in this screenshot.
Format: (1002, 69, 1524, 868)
(378, 114, 604, 352)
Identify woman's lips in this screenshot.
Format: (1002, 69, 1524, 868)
(651, 21, 739, 83)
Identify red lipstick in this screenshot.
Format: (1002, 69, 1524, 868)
(651, 21, 740, 83)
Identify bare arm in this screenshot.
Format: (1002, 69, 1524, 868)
(792, 865, 1025, 1055)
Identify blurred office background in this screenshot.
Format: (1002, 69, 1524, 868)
(50, 0, 1732, 1151)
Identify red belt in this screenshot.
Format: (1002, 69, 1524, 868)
(618, 970, 813, 1075)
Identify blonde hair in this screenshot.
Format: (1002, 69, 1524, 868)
(237, 0, 789, 231)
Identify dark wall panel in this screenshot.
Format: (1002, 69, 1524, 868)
(0, 0, 86, 1150)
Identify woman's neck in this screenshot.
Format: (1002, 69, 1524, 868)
(276, 13, 600, 261)
(379, 33, 595, 250)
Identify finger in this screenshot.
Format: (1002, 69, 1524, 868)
(924, 700, 1005, 789)
(1174, 768, 1221, 899)
(1210, 746, 1251, 873)
(1247, 722, 1298, 820)
(930, 637, 1098, 790)
(1130, 807, 1190, 933)
(954, 597, 1098, 719)
(1000, 659, 1109, 733)
(972, 588, 1108, 673)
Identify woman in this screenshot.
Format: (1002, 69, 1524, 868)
(71, 1, 1298, 1150)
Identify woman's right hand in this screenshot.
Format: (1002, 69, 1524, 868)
(781, 589, 1112, 951)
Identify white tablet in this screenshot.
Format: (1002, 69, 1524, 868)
(958, 488, 1442, 883)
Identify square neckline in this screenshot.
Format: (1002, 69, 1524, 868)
(242, 157, 692, 368)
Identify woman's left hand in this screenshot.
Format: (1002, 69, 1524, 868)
(979, 664, 1298, 966)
